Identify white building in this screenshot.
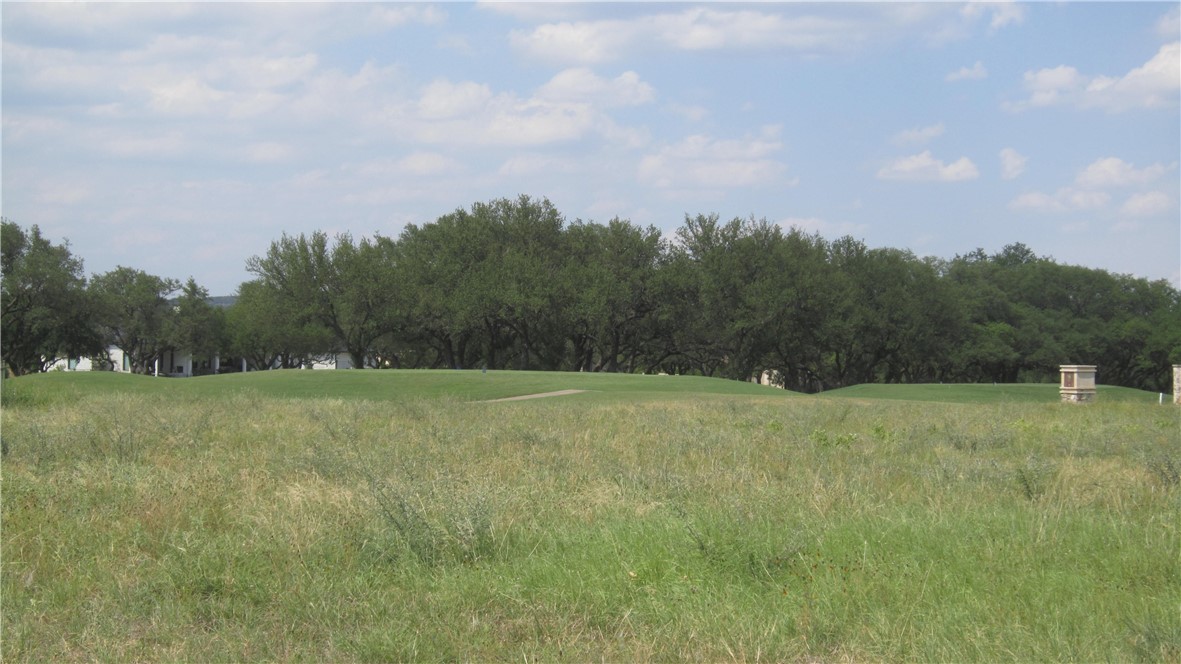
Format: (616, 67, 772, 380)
(50, 347, 353, 375)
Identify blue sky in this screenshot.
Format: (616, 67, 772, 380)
(4, 2, 1179, 295)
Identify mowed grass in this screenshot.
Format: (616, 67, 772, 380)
(823, 382, 1164, 405)
(1, 368, 797, 408)
(2, 371, 1178, 661)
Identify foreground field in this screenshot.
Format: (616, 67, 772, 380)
(2, 373, 1178, 661)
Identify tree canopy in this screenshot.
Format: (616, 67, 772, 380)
(4, 203, 1179, 392)
(1, 220, 102, 376)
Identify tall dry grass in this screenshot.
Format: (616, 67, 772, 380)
(2, 390, 1177, 661)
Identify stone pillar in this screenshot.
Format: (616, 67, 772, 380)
(1060, 365, 1097, 403)
(1173, 365, 1181, 405)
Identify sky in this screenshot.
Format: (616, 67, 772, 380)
(3, 1, 1179, 295)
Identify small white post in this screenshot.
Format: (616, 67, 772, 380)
(1173, 365, 1181, 405)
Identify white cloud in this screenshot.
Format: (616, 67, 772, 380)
(511, 4, 1020, 64)
(1009, 188, 1110, 213)
(242, 142, 294, 163)
(409, 96, 599, 147)
(999, 148, 1027, 180)
(404, 70, 654, 148)
(638, 127, 787, 190)
(482, 102, 600, 146)
(1085, 42, 1181, 110)
(1015, 65, 1086, 108)
(1120, 191, 1173, 217)
(877, 151, 979, 182)
(437, 34, 475, 55)
(1157, 6, 1180, 40)
(946, 61, 987, 82)
(216, 53, 320, 90)
(938, 1, 1024, 43)
(510, 7, 867, 64)
(395, 152, 463, 177)
(1010, 157, 1174, 217)
(658, 8, 855, 52)
(417, 79, 493, 119)
(535, 69, 654, 107)
(475, 2, 590, 23)
(340, 154, 462, 184)
(147, 77, 228, 115)
(366, 5, 445, 29)
(497, 154, 576, 178)
(666, 103, 710, 123)
(100, 130, 191, 158)
(964, 1, 1026, 30)
(780, 216, 868, 237)
(1075, 157, 1166, 188)
(891, 123, 945, 146)
(29, 180, 94, 206)
(511, 18, 634, 65)
(1008, 42, 1181, 112)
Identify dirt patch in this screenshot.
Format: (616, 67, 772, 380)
(480, 389, 588, 402)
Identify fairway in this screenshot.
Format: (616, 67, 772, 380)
(821, 381, 1164, 404)
(2, 370, 1178, 662)
(4, 370, 1165, 407)
(2, 368, 800, 407)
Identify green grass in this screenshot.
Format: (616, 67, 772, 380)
(822, 382, 1164, 404)
(1, 369, 797, 408)
(2, 371, 1178, 661)
(6, 370, 1164, 409)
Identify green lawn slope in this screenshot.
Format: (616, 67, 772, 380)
(1, 369, 799, 408)
(3, 371, 1169, 408)
(821, 382, 1164, 404)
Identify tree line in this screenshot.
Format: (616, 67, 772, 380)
(4, 196, 1180, 392)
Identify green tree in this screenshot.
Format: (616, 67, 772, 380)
(407, 196, 567, 371)
(1, 220, 102, 375)
(561, 218, 664, 372)
(226, 279, 334, 370)
(479, 196, 568, 370)
(89, 267, 180, 374)
(395, 211, 493, 369)
(757, 227, 841, 392)
(246, 231, 403, 369)
(164, 277, 226, 373)
(667, 215, 840, 384)
(663, 213, 744, 377)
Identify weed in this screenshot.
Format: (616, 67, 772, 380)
(1127, 617, 1181, 663)
(313, 414, 500, 568)
(810, 428, 858, 448)
(1143, 454, 1179, 488)
(870, 422, 895, 443)
(1014, 457, 1053, 501)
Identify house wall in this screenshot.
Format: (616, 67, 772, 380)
(302, 353, 351, 370)
(158, 349, 193, 377)
(50, 348, 356, 375)
(48, 347, 132, 373)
